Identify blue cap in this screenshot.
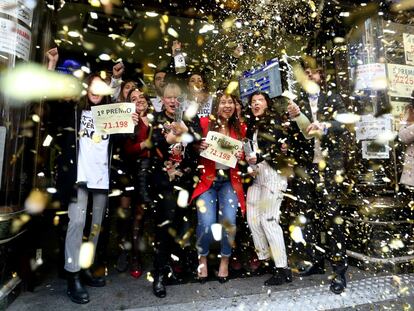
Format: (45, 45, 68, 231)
(56, 59, 81, 74)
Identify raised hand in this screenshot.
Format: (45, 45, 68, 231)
(287, 101, 301, 119)
(112, 62, 125, 79)
(46, 47, 59, 70)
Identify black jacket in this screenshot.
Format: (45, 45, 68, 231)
(246, 112, 291, 172)
(151, 111, 201, 189)
(289, 90, 349, 174)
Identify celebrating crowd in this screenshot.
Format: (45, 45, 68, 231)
(45, 41, 350, 305)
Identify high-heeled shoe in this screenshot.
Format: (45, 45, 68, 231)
(197, 257, 208, 284)
(130, 269, 143, 279)
(198, 276, 208, 284)
(130, 257, 143, 279)
(218, 277, 228, 283)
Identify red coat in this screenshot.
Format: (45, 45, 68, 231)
(191, 117, 247, 216)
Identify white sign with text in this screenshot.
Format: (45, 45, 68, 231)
(387, 63, 414, 98)
(91, 102, 135, 135)
(200, 131, 243, 168)
(403, 33, 414, 66)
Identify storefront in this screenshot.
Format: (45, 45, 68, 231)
(0, 0, 413, 308)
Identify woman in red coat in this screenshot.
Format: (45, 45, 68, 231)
(191, 92, 246, 283)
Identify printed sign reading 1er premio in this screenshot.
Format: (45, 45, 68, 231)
(91, 102, 135, 135)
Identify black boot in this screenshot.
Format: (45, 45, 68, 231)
(264, 268, 292, 286)
(67, 271, 89, 304)
(81, 269, 106, 287)
(330, 273, 346, 294)
(152, 270, 166, 298)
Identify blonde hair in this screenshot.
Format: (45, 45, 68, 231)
(162, 83, 182, 98)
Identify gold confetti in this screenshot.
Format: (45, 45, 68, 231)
(0, 63, 82, 102)
(211, 223, 222, 241)
(318, 160, 326, 171)
(53, 215, 60, 226)
(225, 81, 239, 95)
(167, 27, 179, 38)
(290, 226, 305, 244)
(147, 272, 154, 283)
(334, 113, 361, 124)
(25, 189, 48, 214)
(79, 242, 95, 269)
(391, 0, 414, 12)
(177, 189, 189, 208)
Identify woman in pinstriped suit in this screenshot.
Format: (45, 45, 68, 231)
(245, 91, 292, 286)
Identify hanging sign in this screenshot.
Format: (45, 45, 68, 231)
(0, 0, 33, 26)
(403, 33, 414, 66)
(0, 18, 31, 60)
(354, 63, 386, 90)
(387, 63, 414, 98)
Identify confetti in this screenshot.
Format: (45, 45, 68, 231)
(211, 223, 222, 241)
(0, 63, 82, 102)
(79, 242, 95, 269)
(177, 189, 189, 207)
(25, 189, 48, 214)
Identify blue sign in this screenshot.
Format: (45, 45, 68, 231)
(239, 58, 283, 105)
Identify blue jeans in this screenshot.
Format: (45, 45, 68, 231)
(196, 174, 239, 257)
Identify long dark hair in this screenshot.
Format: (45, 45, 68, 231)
(187, 71, 209, 100)
(118, 79, 138, 102)
(126, 87, 154, 116)
(79, 73, 111, 110)
(208, 91, 241, 139)
(246, 91, 284, 132)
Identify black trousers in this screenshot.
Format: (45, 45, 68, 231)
(152, 172, 191, 271)
(291, 164, 347, 275)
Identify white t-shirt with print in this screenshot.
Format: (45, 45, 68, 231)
(151, 96, 163, 112)
(197, 95, 213, 118)
(77, 110, 110, 189)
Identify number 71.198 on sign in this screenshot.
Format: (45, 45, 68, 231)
(103, 121, 129, 129)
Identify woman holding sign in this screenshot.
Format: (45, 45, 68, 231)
(192, 92, 246, 283)
(245, 91, 292, 286)
(123, 88, 154, 279)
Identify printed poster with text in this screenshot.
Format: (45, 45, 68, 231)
(387, 63, 414, 98)
(200, 131, 243, 168)
(403, 33, 414, 66)
(91, 102, 135, 134)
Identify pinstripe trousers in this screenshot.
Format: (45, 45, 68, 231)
(246, 161, 288, 268)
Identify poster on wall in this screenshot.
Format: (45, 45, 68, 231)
(354, 63, 387, 90)
(355, 114, 393, 141)
(403, 33, 414, 66)
(361, 140, 390, 160)
(390, 100, 410, 117)
(387, 63, 414, 98)
(0, 0, 33, 26)
(0, 18, 31, 60)
(239, 58, 283, 105)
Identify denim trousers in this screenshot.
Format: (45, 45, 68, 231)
(196, 173, 238, 257)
